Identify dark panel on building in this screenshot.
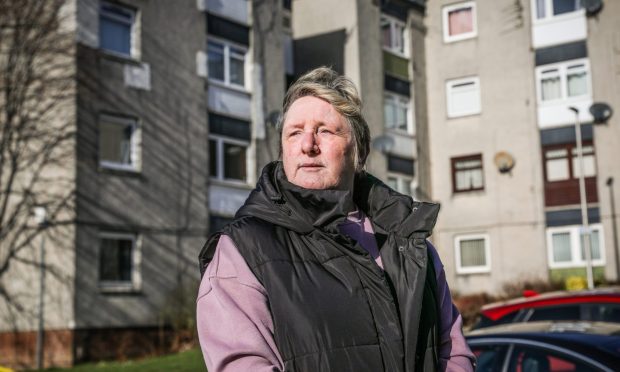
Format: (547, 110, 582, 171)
(544, 178, 598, 207)
(381, 1, 409, 21)
(208, 112, 251, 141)
(209, 215, 234, 233)
(388, 155, 415, 175)
(546, 207, 600, 227)
(283, 0, 292, 11)
(294, 30, 345, 77)
(535, 41, 587, 66)
(540, 124, 593, 146)
(207, 13, 250, 46)
(385, 75, 410, 96)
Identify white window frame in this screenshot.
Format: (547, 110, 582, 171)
(455, 233, 491, 274)
(209, 134, 249, 184)
(535, 59, 591, 105)
(546, 224, 606, 269)
(98, 114, 141, 172)
(207, 37, 248, 90)
(381, 14, 409, 57)
(384, 92, 414, 135)
(446, 76, 481, 118)
(442, 1, 477, 43)
(99, 1, 139, 59)
(98, 231, 142, 293)
(531, 0, 584, 23)
(387, 173, 415, 196)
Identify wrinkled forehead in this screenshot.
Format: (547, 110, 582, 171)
(282, 97, 348, 130)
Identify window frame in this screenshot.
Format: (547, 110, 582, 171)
(384, 91, 414, 135)
(442, 1, 477, 43)
(98, 231, 142, 293)
(546, 224, 606, 269)
(543, 141, 596, 183)
(386, 173, 415, 196)
(535, 59, 591, 105)
(446, 76, 481, 118)
(380, 14, 409, 57)
(98, 114, 140, 173)
(207, 37, 248, 90)
(451, 154, 484, 193)
(455, 233, 491, 274)
(99, 1, 138, 59)
(209, 134, 249, 184)
(532, 0, 585, 22)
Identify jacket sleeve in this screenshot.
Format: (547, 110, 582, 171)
(196, 234, 284, 372)
(427, 241, 476, 372)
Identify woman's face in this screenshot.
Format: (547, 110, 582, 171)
(281, 96, 356, 190)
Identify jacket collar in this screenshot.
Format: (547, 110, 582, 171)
(236, 161, 439, 237)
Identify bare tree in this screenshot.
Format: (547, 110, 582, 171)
(0, 0, 75, 328)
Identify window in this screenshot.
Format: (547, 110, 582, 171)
(446, 77, 481, 118)
(546, 224, 605, 268)
(384, 92, 413, 134)
(207, 39, 246, 88)
(99, 115, 140, 172)
(455, 234, 490, 274)
(536, 60, 590, 104)
(527, 305, 581, 321)
(508, 345, 598, 372)
(381, 15, 407, 56)
(451, 154, 484, 193)
(534, 0, 583, 20)
(469, 344, 507, 372)
(543, 141, 598, 206)
(99, 1, 136, 58)
(543, 142, 596, 182)
(209, 136, 248, 183)
(387, 175, 415, 196)
(99, 232, 141, 292)
(442, 2, 477, 43)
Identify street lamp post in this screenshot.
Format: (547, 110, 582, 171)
(568, 107, 594, 289)
(607, 177, 620, 281)
(34, 207, 47, 370)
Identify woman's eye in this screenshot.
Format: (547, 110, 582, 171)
(319, 128, 333, 135)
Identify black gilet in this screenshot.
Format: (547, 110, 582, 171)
(200, 162, 441, 371)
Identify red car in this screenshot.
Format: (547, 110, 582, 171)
(472, 288, 620, 330)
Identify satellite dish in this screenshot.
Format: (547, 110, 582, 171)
(589, 102, 613, 124)
(371, 135, 395, 154)
(494, 151, 515, 174)
(583, 0, 603, 16)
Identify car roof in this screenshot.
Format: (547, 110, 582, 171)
(467, 320, 620, 337)
(480, 287, 620, 320)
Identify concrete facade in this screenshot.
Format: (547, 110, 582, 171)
(425, 0, 620, 295)
(1, 0, 212, 367)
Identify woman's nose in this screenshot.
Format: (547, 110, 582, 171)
(301, 132, 319, 154)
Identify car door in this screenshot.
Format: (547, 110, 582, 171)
(506, 344, 604, 372)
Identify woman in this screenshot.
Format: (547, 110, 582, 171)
(197, 67, 475, 371)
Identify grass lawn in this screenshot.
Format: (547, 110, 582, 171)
(43, 349, 206, 372)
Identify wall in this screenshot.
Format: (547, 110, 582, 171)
(425, 0, 547, 294)
(587, 1, 620, 281)
(74, 0, 208, 329)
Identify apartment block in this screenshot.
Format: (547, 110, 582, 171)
(425, 0, 620, 294)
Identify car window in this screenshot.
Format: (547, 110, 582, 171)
(591, 303, 620, 322)
(527, 305, 580, 322)
(470, 344, 507, 372)
(508, 345, 598, 372)
(473, 311, 520, 329)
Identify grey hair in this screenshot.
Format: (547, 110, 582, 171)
(277, 66, 371, 172)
